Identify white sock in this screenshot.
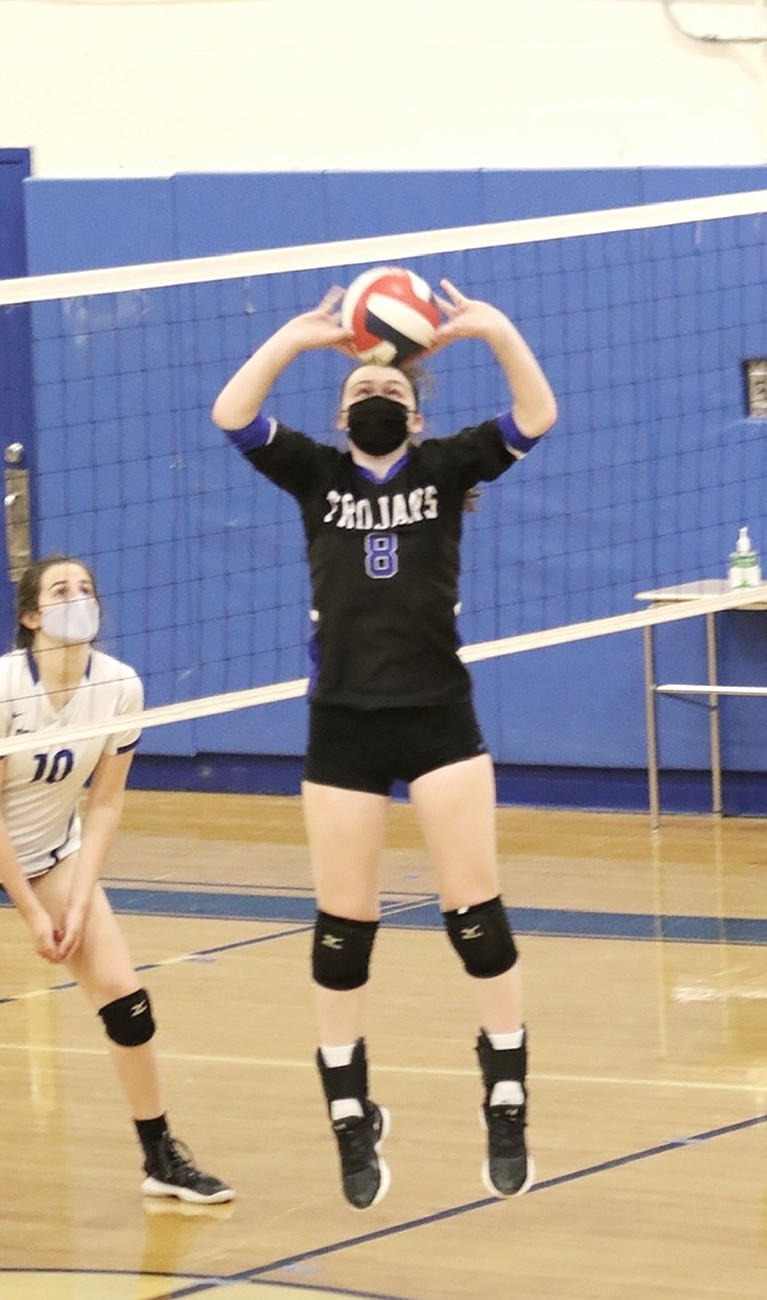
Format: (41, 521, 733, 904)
(330, 1098, 364, 1121)
(319, 1043, 356, 1068)
(489, 1080, 525, 1107)
(487, 1028, 525, 1051)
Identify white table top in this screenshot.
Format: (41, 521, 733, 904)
(635, 579, 767, 609)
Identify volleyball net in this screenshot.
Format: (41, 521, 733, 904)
(1, 188, 766, 755)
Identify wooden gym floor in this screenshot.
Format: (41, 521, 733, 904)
(0, 791, 764, 1299)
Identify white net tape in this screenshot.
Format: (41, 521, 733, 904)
(0, 582, 765, 756)
(2, 189, 766, 307)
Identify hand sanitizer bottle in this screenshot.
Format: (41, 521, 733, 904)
(728, 527, 761, 589)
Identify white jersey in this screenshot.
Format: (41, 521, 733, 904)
(0, 648, 143, 877)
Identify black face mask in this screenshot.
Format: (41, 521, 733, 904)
(346, 395, 410, 457)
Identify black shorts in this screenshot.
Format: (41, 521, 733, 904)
(304, 699, 488, 795)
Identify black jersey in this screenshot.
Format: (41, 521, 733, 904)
(245, 419, 518, 709)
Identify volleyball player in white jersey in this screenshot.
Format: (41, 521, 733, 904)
(0, 555, 233, 1205)
(213, 280, 557, 1211)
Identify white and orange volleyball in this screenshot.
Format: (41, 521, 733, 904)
(341, 266, 441, 366)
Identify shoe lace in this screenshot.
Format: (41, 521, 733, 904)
(333, 1115, 375, 1174)
(166, 1136, 196, 1166)
(486, 1104, 526, 1158)
(150, 1135, 200, 1182)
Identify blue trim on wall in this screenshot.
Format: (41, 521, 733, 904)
(24, 177, 176, 274)
(23, 166, 767, 272)
(129, 752, 305, 797)
(126, 752, 767, 816)
(0, 148, 33, 648)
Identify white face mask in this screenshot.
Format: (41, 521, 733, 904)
(39, 596, 100, 646)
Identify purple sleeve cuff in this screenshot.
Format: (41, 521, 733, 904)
(116, 737, 140, 755)
(497, 412, 540, 456)
(225, 413, 273, 454)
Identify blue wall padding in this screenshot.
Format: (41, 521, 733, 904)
(24, 167, 767, 269)
(0, 149, 33, 647)
(24, 178, 175, 272)
(173, 173, 331, 257)
(639, 166, 767, 203)
(12, 166, 767, 777)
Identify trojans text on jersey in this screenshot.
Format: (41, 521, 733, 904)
(322, 486, 439, 531)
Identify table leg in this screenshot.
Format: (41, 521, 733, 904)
(644, 623, 660, 830)
(706, 611, 723, 816)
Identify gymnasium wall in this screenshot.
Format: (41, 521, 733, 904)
(15, 165, 767, 814)
(3, 0, 767, 808)
(2, 1, 767, 176)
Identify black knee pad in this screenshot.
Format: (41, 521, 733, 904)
(443, 896, 518, 978)
(98, 988, 155, 1047)
(312, 912, 379, 991)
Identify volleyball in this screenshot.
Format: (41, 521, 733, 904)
(341, 266, 441, 366)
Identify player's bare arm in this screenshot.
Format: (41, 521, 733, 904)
(58, 748, 135, 960)
(0, 764, 63, 962)
(434, 279, 557, 439)
(212, 288, 354, 430)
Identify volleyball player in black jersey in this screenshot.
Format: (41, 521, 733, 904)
(212, 279, 557, 1210)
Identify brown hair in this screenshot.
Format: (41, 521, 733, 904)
(340, 361, 426, 412)
(14, 554, 100, 650)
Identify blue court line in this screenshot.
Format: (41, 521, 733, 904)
(0, 924, 316, 1007)
(101, 890, 424, 923)
(37, 887, 767, 945)
(0, 1105, 762, 1300)
(0, 899, 422, 1008)
(158, 1111, 767, 1299)
(98, 891, 767, 944)
(1, 886, 765, 944)
(1, 894, 765, 1011)
(387, 899, 767, 944)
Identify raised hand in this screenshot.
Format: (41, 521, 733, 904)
(213, 286, 358, 428)
(429, 277, 557, 437)
(284, 287, 356, 355)
(430, 279, 509, 352)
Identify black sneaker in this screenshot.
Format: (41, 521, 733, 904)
(331, 1101, 390, 1210)
(480, 1102, 535, 1197)
(141, 1135, 234, 1204)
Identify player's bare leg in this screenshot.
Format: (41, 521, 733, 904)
(303, 782, 391, 1209)
(411, 755, 533, 1196)
(32, 860, 233, 1203)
